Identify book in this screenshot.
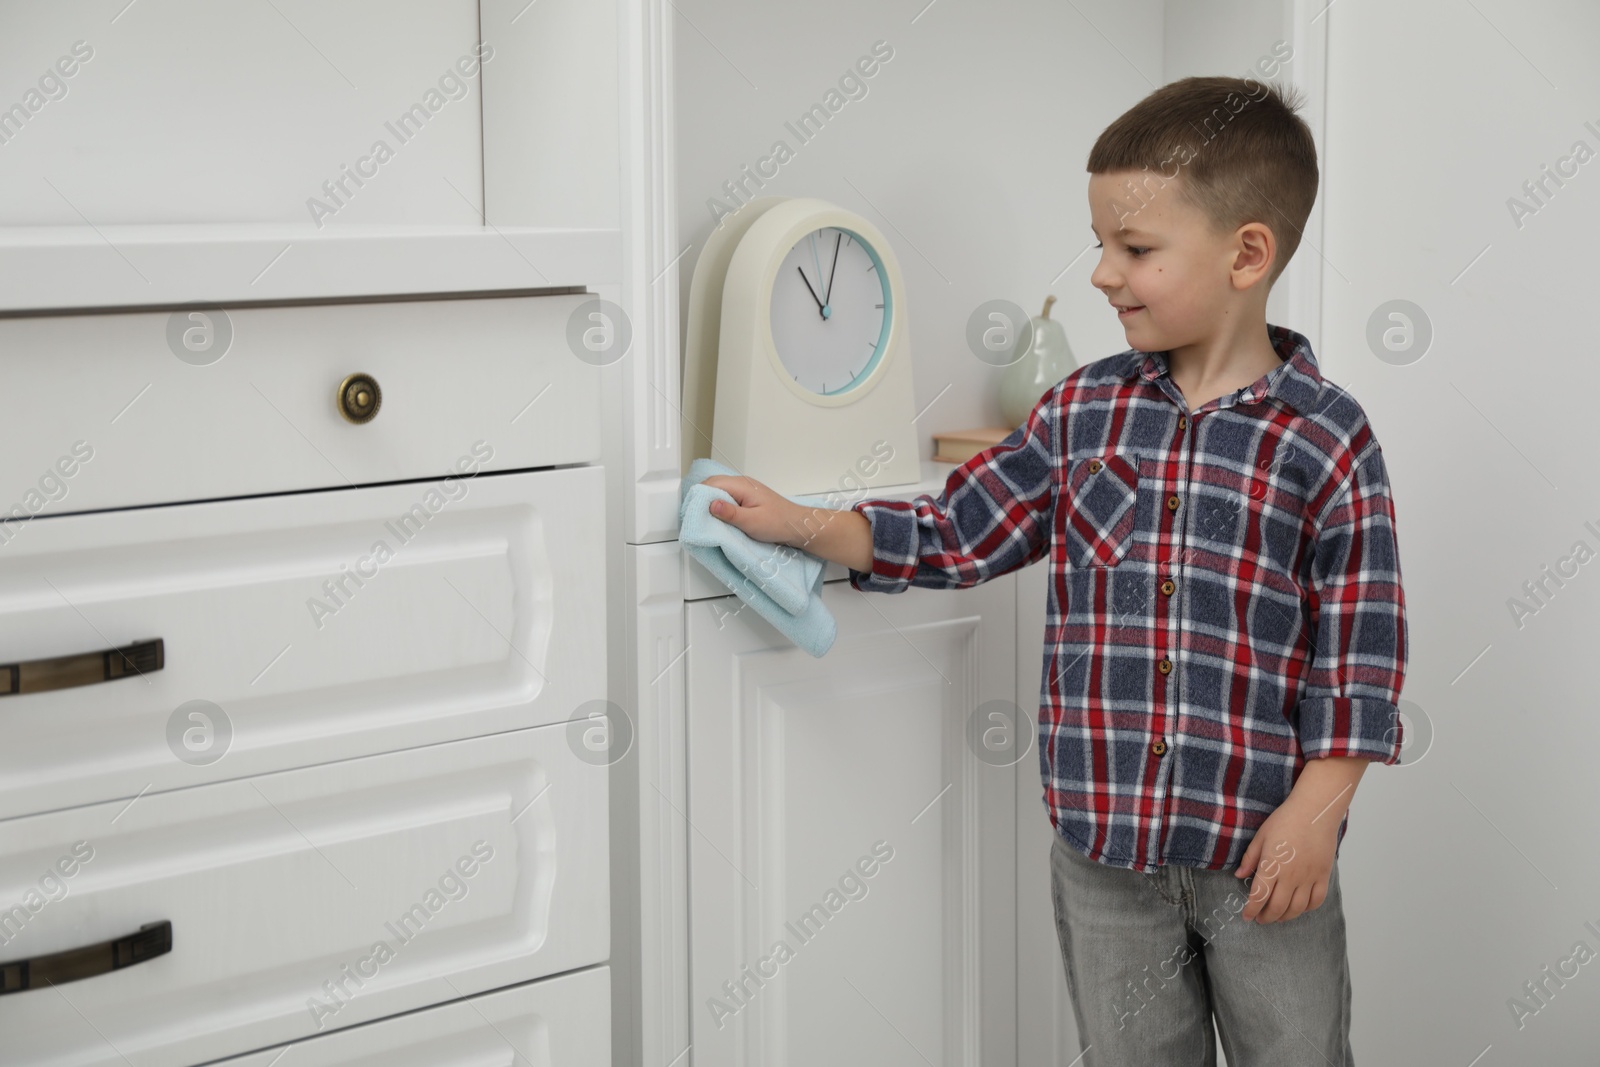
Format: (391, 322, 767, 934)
(930, 426, 1016, 466)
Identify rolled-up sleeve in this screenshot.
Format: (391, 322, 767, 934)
(848, 385, 1058, 594)
(1297, 440, 1409, 763)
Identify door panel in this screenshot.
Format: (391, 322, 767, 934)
(687, 574, 1017, 1067)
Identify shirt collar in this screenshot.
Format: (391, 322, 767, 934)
(1119, 324, 1323, 416)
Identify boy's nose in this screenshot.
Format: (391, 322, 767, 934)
(1089, 255, 1117, 292)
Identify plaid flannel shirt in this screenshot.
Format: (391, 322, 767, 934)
(848, 325, 1407, 871)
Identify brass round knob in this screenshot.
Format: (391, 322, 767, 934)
(337, 373, 381, 424)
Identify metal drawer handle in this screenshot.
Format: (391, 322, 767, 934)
(337, 372, 382, 424)
(0, 638, 164, 698)
(0, 920, 172, 995)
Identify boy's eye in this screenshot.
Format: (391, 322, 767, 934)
(1093, 241, 1150, 257)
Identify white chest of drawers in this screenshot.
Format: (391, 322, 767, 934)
(0, 292, 612, 1066)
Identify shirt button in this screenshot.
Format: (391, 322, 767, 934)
(1178, 416, 1187, 431)
(1160, 579, 1176, 596)
(1157, 657, 1173, 674)
(1166, 494, 1180, 511)
(1088, 459, 1102, 474)
(1151, 740, 1167, 756)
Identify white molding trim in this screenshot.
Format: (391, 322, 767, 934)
(621, 0, 687, 549)
(614, 542, 691, 1067)
(613, 1, 689, 1065)
(1284, 0, 1330, 366)
(0, 226, 618, 313)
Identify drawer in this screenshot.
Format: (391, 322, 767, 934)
(0, 723, 608, 1067)
(0, 292, 603, 517)
(216, 967, 609, 1066)
(0, 466, 604, 822)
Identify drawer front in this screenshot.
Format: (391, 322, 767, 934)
(217, 967, 610, 1066)
(0, 292, 602, 517)
(0, 466, 604, 821)
(0, 724, 608, 1067)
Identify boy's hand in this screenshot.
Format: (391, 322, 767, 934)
(698, 474, 876, 581)
(1232, 796, 1338, 924)
(1234, 754, 1369, 924)
(700, 474, 812, 549)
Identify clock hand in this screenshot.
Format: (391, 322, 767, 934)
(809, 231, 827, 304)
(824, 232, 841, 305)
(796, 265, 826, 317)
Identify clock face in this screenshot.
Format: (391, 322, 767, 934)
(768, 226, 892, 397)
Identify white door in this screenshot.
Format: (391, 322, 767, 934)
(686, 572, 1019, 1066)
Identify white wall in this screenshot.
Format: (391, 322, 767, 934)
(674, 0, 1166, 450)
(677, 0, 1600, 1062)
(1323, 2, 1600, 1063)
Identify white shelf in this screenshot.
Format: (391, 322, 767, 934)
(0, 224, 621, 313)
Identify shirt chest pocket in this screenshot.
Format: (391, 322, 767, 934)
(1063, 453, 1140, 566)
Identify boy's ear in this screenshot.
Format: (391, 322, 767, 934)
(1231, 221, 1276, 289)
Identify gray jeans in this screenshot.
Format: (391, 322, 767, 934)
(1049, 830, 1355, 1066)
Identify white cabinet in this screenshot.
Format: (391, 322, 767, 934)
(0, 3, 621, 1057)
(684, 568, 1019, 1066)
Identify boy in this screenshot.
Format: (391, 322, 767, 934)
(703, 75, 1406, 1065)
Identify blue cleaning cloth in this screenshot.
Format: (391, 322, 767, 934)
(680, 458, 839, 657)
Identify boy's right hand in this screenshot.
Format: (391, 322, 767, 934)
(700, 474, 807, 548)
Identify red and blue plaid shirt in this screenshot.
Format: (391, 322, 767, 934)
(848, 325, 1407, 871)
